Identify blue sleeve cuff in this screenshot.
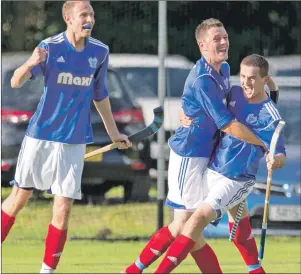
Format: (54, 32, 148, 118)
(93, 94, 108, 102)
(216, 115, 233, 130)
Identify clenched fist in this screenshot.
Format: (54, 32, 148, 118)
(26, 47, 48, 68)
(111, 133, 132, 150)
(266, 153, 281, 170)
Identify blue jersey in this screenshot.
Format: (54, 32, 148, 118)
(209, 85, 286, 181)
(26, 32, 109, 144)
(168, 57, 233, 157)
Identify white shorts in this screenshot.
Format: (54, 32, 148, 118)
(166, 149, 209, 211)
(203, 169, 255, 224)
(13, 136, 85, 200)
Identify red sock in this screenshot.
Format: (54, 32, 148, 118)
(43, 224, 68, 269)
(125, 226, 174, 273)
(191, 243, 222, 273)
(1, 210, 15, 243)
(229, 217, 265, 273)
(154, 234, 195, 274)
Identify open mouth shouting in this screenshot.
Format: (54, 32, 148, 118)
(218, 48, 228, 54)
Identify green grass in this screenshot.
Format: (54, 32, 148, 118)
(3, 237, 300, 273)
(2, 187, 301, 273)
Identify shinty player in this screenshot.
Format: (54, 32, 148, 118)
(1, 1, 131, 273)
(154, 54, 286, 274)
(123, 19, 266, 274)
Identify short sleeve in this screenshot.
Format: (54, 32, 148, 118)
(93, 49, 109, 101)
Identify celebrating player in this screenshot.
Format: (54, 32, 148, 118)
(123, 18, 266, 274)
(154, 54, 286, 274)
(1, 1, 131, 273)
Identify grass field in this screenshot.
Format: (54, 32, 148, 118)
(1, 187, 301, 273)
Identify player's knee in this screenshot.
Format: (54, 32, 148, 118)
(52, 210, 70, 230)
(13, 187, 33, 206)
(189, 213, 209, 231)
(52, 198, 73, 229)
(2, 188, 32, 216)
(169, 211, 192, 236)
(194, 206, 214, 227)
(168, 220, 185, 237)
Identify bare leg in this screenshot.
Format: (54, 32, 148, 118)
(2, 186, 33, 242)
(2, 186, 33, 216)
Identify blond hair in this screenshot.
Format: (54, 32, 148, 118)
(195, 18, 224, 42)
(241, 54, 269, 77)
(62, 1, 90, 21)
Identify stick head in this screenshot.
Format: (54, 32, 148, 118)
(128, 106, 164, 142)
(269, 120, 286, 159)
(152, 106, 164, 129)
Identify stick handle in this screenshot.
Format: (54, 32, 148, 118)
(258, 225, 267, 261)
(262, 169, 273, 225)
(259, 168, 273, 261)
(229, 201, 245, 242)
(84, 142, 119, 159)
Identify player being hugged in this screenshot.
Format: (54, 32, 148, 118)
(1, 1, 131, 273)
(154, 55, 286, 274)
(123, 19, 266, 274)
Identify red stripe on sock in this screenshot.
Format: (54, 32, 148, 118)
(229, 217, 261, 267)
(1, 210, 15, 243)
(191, 243, 222, 273)
(43, 224, 67, 269)
(155, 234, 195, 273)
(125, 226, 175, 273)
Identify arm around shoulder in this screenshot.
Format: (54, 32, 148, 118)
(222, 120, 266, 148)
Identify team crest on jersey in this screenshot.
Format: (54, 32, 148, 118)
(88, 57, 98, 68)
(246, 113, 258, 124)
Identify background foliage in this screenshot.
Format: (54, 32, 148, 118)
(2, 1, 301, 73)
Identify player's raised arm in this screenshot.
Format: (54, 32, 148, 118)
(11, 47, 48, 88)
(266, 76, 279, 104)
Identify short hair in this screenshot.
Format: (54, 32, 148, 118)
(195, 18, 224, 42)
(241, 54, 269, 77)
(62, 1, 90, 20)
